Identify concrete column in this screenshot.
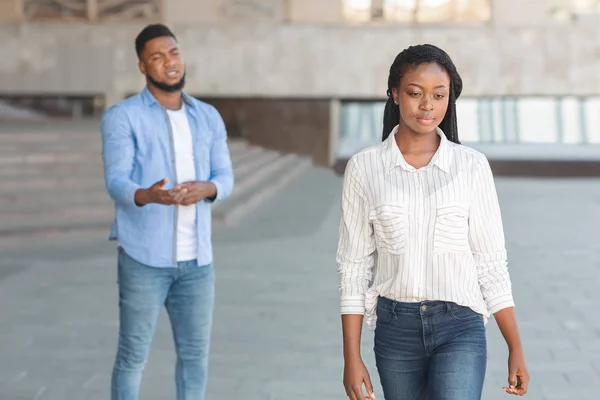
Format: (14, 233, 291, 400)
(491, 0, 554, 26)
(288, 0, 343, 24)
(162, 0, 219, 24)
(0, 0, 23, 22)
(328, 99, 341, 167)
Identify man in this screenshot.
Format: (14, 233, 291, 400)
(100, 24, 234, 400)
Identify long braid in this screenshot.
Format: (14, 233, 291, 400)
(382, 44, 463, 144)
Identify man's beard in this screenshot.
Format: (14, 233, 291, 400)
(147, 72, 186, 93)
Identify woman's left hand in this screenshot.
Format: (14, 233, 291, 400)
(503, 347, 529, 396)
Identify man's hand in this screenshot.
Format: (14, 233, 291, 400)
(134, 177, 187, 206)
(179, 181, 217, 206)
(503, 347, 529, 396)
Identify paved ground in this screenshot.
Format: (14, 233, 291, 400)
(1, 165, 599, 399)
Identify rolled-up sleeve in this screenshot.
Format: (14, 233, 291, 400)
(207, 105, 234, 202)
(100, 105, 141, 208)
(468, 155, 514, 314)
(336, 156, 376, 315)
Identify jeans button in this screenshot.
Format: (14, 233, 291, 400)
(421, 305, 427, 312)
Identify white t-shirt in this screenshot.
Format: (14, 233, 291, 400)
(166, 105, 198, 262)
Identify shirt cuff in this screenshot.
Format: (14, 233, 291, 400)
(341, 295, 366, 315)
(207, 179, 223, 203)
(487, 293, 515, 314)
(125, 182, 142, 208)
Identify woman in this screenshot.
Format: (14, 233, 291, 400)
(336, 44, 530, 400)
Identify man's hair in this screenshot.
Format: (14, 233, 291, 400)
(135, 24, 177, 59)
(382, 44, 463, 144)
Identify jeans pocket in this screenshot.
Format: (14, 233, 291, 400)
(449, 303, 480, 321)
(376, 304, 395, 325)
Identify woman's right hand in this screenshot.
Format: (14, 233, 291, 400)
(343, 357, 376, 400)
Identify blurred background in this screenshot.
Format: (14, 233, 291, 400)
(1, 1, 599, 399)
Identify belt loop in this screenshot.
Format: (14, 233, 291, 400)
(391, 300, 398, 320)
(445, 302, 451, 314)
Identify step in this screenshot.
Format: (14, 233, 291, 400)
(213, 153, 301, 212)
(0, 153, 103, 166)
(0, 132, 100, 144)
(229, 144, 267, 165)
(0, 145, 102, 155)
(0, 137, 303, 233)
(0, 142, 265, 183)
(213, 157, 312, 225)
(0, 157, 266, 189)
(227, 139, 248, 152)
(0, 205, 114, 236)
(0, 142, 245, 157)
(0, 150, 284, 202)
(0, 203, 114, 224)
(0, 148, 276, 207)
(232, 149, 282, 180)
(0, 163, 101, 177)
(1, 176, 105, 193)
(0, 189, 111, 210)
(0, 142, 249, 166)
(0, 218, 112, 238)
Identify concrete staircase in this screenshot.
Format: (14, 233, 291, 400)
(0, 121, 311, 237)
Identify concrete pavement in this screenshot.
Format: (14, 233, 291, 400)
(1, 165, 599, 399)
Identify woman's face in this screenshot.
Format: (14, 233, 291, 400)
(392, 62, 451, 136)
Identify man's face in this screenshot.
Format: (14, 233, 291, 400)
(138, 36, 185, 92)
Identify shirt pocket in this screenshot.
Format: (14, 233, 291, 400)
(369, 204, 407, 255)
(434, 204, 471, 254)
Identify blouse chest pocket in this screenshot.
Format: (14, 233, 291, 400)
(434, 204, 471, 254)
(369, 204, 407, 255)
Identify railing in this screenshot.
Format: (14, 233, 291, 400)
(19, 0, 161, 21)
(337, 96, 600, 158)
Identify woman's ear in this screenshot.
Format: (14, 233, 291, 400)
(391, 87, 399, 105)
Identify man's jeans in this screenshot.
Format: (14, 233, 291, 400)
(111, 246, 215, 400)
(374, 296, 487, 400)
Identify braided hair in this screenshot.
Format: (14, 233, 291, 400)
(382, 44, 462, 144)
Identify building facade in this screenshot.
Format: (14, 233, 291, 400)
(1, 0, 599, 166)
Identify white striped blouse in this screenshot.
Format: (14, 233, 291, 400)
(336, 125, 514, 330)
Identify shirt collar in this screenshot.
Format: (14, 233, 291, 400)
(141, 86, 196, 109)
(382, 125, 453, 173)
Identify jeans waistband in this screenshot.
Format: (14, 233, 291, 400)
(377, 296, 454, 315)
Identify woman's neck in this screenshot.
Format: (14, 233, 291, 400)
(395, 125, 440, 155)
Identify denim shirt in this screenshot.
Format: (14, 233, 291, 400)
(100, 87, 234, 267)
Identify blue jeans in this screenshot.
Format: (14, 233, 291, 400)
(374, 297, 487, 400)
(111, 246, 215, 400)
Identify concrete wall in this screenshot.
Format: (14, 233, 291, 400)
(1, 0, 598, 103)
(164, 0, 287, 25)
(204, 97, 332, 166)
